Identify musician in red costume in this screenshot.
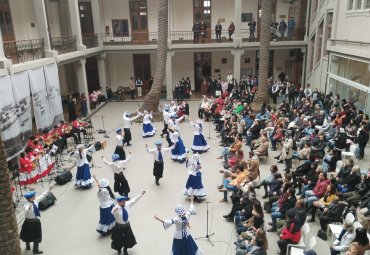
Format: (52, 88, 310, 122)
(72, 118, 87, 144)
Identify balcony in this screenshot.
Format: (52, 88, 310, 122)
(51, 35, 77, 55)
(3, 39, 45, 64)
(102, 32, 159, 45)
(82, 33, 98, 49)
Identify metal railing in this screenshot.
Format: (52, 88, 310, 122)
(82, 33, 98, 48)
(3, 39, 45, 64)
(51, 35, 77, 54)
(101, 32, 159, 45)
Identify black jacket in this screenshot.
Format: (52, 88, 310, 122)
(280, 196, 297, 216)
(325, 201, 347, 218)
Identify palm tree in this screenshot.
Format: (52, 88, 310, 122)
(139, 0, 168, 117)
(0, 133, 22, 255)
(256, 0, 272, 104)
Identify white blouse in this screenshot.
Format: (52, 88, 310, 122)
(143, 113, 152, 124)
(23, 190, 48, 219)
(102, 156, 130, 174)
(186, 159, 201, 176)
(190, 121, 203, 135)
(116, 134, 124, 146)
(162, 202, 195, 239)
(98, 188, 115, 208)
(123, 113, 141, 128)
(73, 145, 95, 167)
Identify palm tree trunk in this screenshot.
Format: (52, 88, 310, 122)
(256, 0, 272, 104)
(0, 133, 21, 254)
(139, 0, 168, 119)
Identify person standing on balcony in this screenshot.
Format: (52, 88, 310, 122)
(215, 21, 222, 43)
(200, 20, 206, 43)
(135, 77, 143, 98)
(248, 18, 256, 42)
(279, 19, 287, 39)
(228, 21, 235, 41)
(130, 77, 135, 100)
(288, 17, 296, 40)
(192, 21, 201, 44)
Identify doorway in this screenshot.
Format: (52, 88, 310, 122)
(129, 0, 148, 43)
(133, 54, 151, 93)
(255, 50, 274, 77)
(85, 57, 100, 92)
(193, 0, 211, 42)
(194, 52, 211, 92)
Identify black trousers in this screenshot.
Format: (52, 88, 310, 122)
(161, 122, 168, 136)
(278, 239, 296, 254)
(114, 172, 130, 196)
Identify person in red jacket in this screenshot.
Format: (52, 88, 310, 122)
(278, 210, 302, 254)
(304, 172, 330, 209)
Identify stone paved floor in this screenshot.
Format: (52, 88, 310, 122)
(14, 100, 370, 255)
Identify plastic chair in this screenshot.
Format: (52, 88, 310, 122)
(286, 223, 310, 255)
(341, 144, 356, 160)
(290, 237, 317, 255)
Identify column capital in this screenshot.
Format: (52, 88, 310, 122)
(167, 50, 174, 57)
(79, 59, 86, 65)
(301, 47, 307, 54)
(97, 53, 107, 60)
(231, 49, 244, 56)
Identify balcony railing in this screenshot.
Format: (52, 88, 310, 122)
(82, 33, 98, 49)
(51, 35, 77, 54)
(3, 39, 45, 64)
(101, 32, 159, 45)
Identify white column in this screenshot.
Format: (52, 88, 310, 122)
(234, 0, 242, 45)
(232, 49, 244, 82)
(76, 59, 90, 111)
(97, 53, 107, 94)
(166, 51, 174, 100)
(91, 0, 102, 46)
(34, 0, 53, 57)
(68, 0, 85, 50)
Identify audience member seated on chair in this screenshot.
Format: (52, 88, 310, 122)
(253, 136, 269, 157)
(318, 194, 347, 235)
(217, 134, 243, 163)
(330, 213, 356, 255)
(308, 183, 337, 222)
(346, 227, 370, 255)
(277, 210, 302, 255)
(267, 187, 296, 232)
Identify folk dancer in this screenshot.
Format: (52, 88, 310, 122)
(166, 114, 185, 146)
(189, 119, 209, 153)
(154, 197, 203, 255)
(92, 176, 116, 235)
(146, 141, 175, 186)
(20, 188, 51, 254)
(183, 154, 206, 202)
(168, 127, 188, 163)
(160, 105, 171, 138)
(115, 128, 126, 160)
(72, 144, 95, 188)
(111, 191, 146, 255)
(122, 111, 141, 146)
(141, 110, 156, 137)
(102, 153, 131, 197)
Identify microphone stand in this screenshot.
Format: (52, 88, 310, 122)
(96, 115, 110, 138)
(195, 202, 215, 246)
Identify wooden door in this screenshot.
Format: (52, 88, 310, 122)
(85, 57, 100, 92)
(79, 2, 94, 34)
(133, 54, 151, 92)
(129, 0, 148, 43)
(0, 0, 15, 41)
(194, 52, 211, 92)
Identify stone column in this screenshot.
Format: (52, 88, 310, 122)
(76, 59, 90, 111)
(68, 0, 85, 50)
(231, 49, 244, 82)
(166, 51, 174, 100)
(0, 27, 11, 75)
(91, 0, 102, 46)
(97, 53, 107, 94)
(233, 0, 242, 45)
(34, 0, 54, 57)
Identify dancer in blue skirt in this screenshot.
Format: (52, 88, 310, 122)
(168, 127, 188, 163)
(189, 119, 209, 153)
(73, 144, 95, 188)
(183, 154, 206, 202)
(141, 110, 156, 137)
(93, 176, 116, 235)
(154, 198, 203, 255)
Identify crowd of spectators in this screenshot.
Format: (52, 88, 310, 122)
(198, 72, 370, 255)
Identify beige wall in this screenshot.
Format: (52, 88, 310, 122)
(171, 0, 193, 31)
(211, 0, 235, 31)
(172, 52, 194, 90)
(45, 0, 62, 38)
(211, 50, 234, 78)
(10, 0, 39, 40)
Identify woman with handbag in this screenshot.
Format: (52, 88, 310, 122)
(308, 183, 337, 222)
(277, 210, 302, 255)
(236, 201, 264, 235)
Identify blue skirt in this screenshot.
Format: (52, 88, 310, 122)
(75, 163, 93, 188)
(171, 137, 187, 162)
(184, 172, 206, 197)
(97, 205, 116, 235)
(143, 123, 156, 137)
(172, 235, 202, 255)
(191, 134, 209, 153)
